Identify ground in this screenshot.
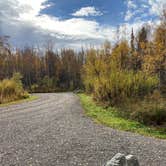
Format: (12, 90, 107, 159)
(0, 93, 166, 166)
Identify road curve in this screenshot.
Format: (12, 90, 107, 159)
(0, 93, 166, 166)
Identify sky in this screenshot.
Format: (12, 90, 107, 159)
(0, 0, 165, 49)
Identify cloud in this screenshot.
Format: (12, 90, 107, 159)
(0, 1, 114, 49)
(148, 0, 166, 16)
(124, 0, 138, 21)
(124, 0, 166, 22)
(0, 0, 164, 49)
(127, 0, 137, 9)
(125, 10, 134, 21)
(118, 20, 156, 41)
(72, 6, 103, 17)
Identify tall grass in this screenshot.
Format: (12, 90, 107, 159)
(82, 44, 166, 126)
(78, 93, 166, 139)
(0, 73, 29, 104)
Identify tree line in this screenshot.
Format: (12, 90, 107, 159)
(0, 40, 85, 92)
(0, 10, 165, 125)
(82, 11, 166, 125)
(0, 12, 165, 95)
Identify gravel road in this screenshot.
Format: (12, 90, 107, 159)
(0, 93, 166, 166)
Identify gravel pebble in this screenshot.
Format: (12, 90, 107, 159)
(0, 93, 166, 166)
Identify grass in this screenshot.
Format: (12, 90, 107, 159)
(0, 95, 38, 107)
(78, 93, 166, 139)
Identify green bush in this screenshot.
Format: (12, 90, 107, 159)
(30, 76, 59, 93)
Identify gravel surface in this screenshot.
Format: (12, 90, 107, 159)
(0, 93, 166, 166)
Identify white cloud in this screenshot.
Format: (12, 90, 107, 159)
(127, 0, 137, 9)
(148, 0, 166, 16)
(124, 0, 166, 22)
(125, 10, 134, 21)
(72, 6, 103, 17)
(0, 0, 164, 49)
(124, 0, 138, 21)
(0, 1, 113, 49)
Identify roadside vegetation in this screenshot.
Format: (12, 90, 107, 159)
(0, 73, 30, 104)
(0, 37, 83, 92)
(0, 95, 37, 107)
(80, 11, 166, 135)
(79, 93, 166, 139)
(0, 8, 165, 136)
